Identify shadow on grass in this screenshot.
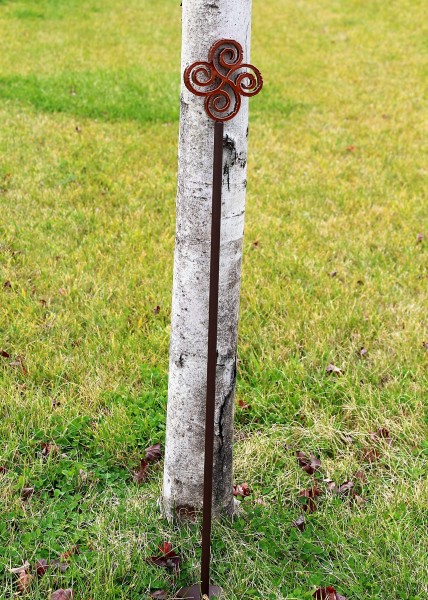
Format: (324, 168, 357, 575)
(0, 69, 181, 125)
(1, 0, 96, 17)
(0, 69, 306, 125)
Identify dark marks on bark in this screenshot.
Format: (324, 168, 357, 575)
(213, 355, 237, 513)
(223, 135, 247, 191)
(175, 353, 185, 368)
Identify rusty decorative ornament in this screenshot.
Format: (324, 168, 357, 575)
(178, 39, 263, 600)
(184, 39, 263, 122)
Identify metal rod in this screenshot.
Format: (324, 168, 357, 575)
(200, 120, 224, 598)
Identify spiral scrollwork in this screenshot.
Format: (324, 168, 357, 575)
(184, 39, 263, 122)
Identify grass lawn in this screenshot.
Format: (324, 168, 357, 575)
(1, 0, 427, 598)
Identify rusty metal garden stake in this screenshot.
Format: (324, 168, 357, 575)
(177, 39, 262, 600)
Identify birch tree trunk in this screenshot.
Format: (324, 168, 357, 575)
(163, 0, 253, 520)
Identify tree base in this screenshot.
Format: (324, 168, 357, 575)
(176, 583, 222, 599)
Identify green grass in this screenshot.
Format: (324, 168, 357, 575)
(0, 0, 427, 598)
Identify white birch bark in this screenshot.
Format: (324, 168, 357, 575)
(163, 0, 253, 520)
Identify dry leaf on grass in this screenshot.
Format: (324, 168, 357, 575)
(21, 487, 34, 501)
(151, 591, 168, 599)
(296, 451, 321, 475)
(148, 543, 181, 574)
(238, 399, 251, 409)
(233, 482, 251, 497)
(314, 586, 347, 600)
(326, 363, 342, 375)
(17, 571, 33, 593)
(370, 427, 392, 446)
(134, 443, 162, 484)
(35, 559, 49, 577)
(51, 589, 73, 600)
(299, 484, 322, 513)
(292, 515, 306, 531)
(10, 562, 30, 574)
(145, 443, 162, 461)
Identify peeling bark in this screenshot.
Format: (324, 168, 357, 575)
(163, 0, 253, 521)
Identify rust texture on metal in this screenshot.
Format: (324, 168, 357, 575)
(184, 39, 263, 122)
(177, 39, 263, 600)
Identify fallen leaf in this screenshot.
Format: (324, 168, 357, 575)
(252, 240, 260, 249)
(313, 586, 347, 600)
(50, 559, 69, 573)
(159, 542, 173, 555)
(326, 363, 342, 375)
(352, 493, 367, 506)
(148, 543, 181, 573)
(10, 562, 30, 574)
(134, 459, 149, 484)
(21, 487, 34, 500)
(78, 468, 89, 484)
(370, 427, 392, 447)
(153, 305, 161, 314)
(299, 485, 322, 499)
(364, 448, 380, 463)
(8, 355, 27, 373)
(134, 444, 162, 484)
(35, 559, 49, 577)
(303, 498, 317, 513)
(1, 350, 11, 358)
(292, 515, 306, 531)
(299, 484, 322, 513)
(314, 588, 336, 600)
(41, 442, 59, 458)
(238, 399, 251, 409)
(330, 270, 338, 278)
(354, 469, 365, 482)
(417, 233, 424, 243)
(346, 145, 355, 152)
(145, 443, 162, 462)
(336, 480, 354, 496)
(296, 451, 321, 475)
(0, 466, 6, 474)
(60, 545, 79, 561)
(51, 589, 73, 600)
(17, 570, 33, 593)
(326, 480, 337, 492)
(58, 288, 67, 296)
(151, 591, 168, 599)
(233, 482, 251, 497)
(376, 427, 391, 440)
